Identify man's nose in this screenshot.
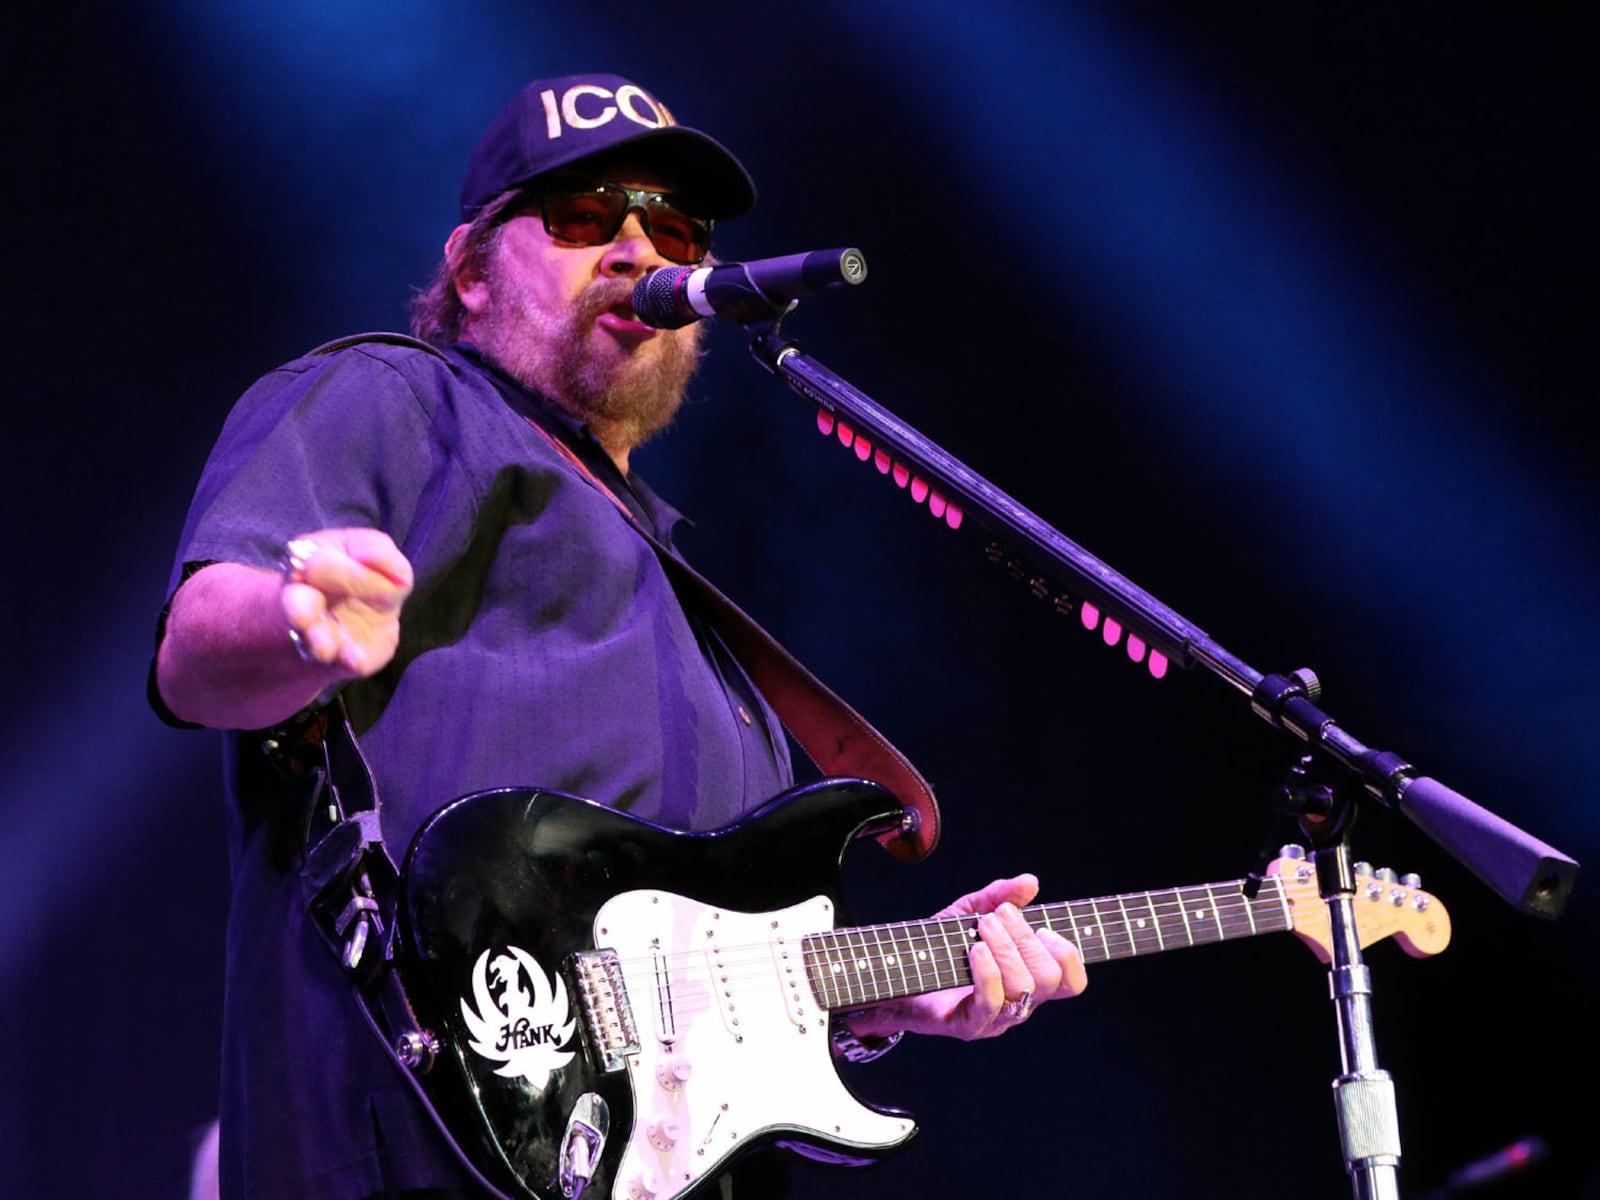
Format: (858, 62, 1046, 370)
(599, 211, 667, 277)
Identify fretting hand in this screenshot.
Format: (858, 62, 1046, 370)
(848, 873, 1087, 1042)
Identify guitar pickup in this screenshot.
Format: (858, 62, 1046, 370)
(568, 949, 640, 1074)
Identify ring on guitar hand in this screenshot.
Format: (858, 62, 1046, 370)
(282, 536, 318, 580)
(287, 624, 320, 664)
(999, 989, 1034, 1022)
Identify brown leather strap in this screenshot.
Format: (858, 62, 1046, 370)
(529, 422, 940, 860)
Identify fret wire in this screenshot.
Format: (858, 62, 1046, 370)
(897, 922, 925, 995)
(954, 915, 978, 988)
(1144, 891, 1167, 951)
(849, 928, 874, 1005)
(1183, 886, 1217, 943)
(868, 923, 893, 1002)
(1061, 899, 1083, 951)
(892, 923, 914, 997)
(836, 928, 862, 1008)
(1172, 887, 1194, 944)
(825, 928, 847, 1009)
(804, 930, 832, 1011)
(1113, 893, 1137, 957)
(1102, 896, 1133, 960)
(889, 922, 913, 996)
(859, 926, 879, 1003)
(911, 919, 935, 993)
(1086, 898, 1105, 960)
(804, 934, 824, 1011)
(1066, 900, 1100, 963)
(936, 915, 963, 992)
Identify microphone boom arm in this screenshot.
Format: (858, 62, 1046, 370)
(742, 314, 1579, 921)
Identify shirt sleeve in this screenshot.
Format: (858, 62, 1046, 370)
(168, 345, 449, 580)
(147, 344, 465, 726)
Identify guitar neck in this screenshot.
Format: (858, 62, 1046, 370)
(802, 875, 1293, 1013)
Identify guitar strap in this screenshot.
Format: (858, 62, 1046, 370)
(520, 419, 940, 862)
(271, 332, 939, 1194)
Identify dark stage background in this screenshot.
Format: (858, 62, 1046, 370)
(4, 4, 1595, 1198)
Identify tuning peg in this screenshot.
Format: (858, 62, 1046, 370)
(1353, 861, 1374, 877)
(1401, 873, 1421, 889)
(1278, 844, 1307, 860)
(1375, 867, 1399, 883)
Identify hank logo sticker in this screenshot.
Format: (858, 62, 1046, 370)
(460, 946, 576, 1086)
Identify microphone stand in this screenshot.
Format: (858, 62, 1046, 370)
(721, 293, 1580, 1198)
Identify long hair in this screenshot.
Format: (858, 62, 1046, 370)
(409, 190, 522, 347)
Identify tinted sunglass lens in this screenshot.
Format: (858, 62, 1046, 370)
(643, 199, 709, 263)
(543, 189, 628, 246)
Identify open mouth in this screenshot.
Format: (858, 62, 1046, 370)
(597, 304, 655, 337)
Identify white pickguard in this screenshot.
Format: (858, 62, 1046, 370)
(592, 889, 914, 1199)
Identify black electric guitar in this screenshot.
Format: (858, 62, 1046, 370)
(396, 778, 1450, 1200)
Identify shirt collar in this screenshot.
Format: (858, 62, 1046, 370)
(449, 342, 689, 543)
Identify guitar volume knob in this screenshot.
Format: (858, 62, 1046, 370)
(655, 1054, 693, 1091)
(625, 1166, 661, 1199)
(647, 1114, 681, 1150)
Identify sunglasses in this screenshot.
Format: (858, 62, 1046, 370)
(521, 180, 714, 265)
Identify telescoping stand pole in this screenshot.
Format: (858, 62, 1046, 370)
(1316, 835, 1404, 1200)
(1281, 765, 1406, 1200)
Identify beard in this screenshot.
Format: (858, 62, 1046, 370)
(473, 257, 704, 453)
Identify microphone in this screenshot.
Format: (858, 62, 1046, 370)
(631, 248, 868, 329)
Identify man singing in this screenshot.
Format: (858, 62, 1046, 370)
(153, 73, 1086, 1199)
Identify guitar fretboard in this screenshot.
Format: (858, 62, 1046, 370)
(801, 876, 1293, 1013)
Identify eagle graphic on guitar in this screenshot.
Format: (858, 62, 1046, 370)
(396, 778, 1450, 1200)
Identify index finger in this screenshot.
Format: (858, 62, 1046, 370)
(293, 546, 411, 608)
(937, 873, 1040, 919)
(330, 527, 414, 589)
(289, 531, 413, 595)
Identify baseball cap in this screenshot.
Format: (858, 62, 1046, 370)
(459, 73, 757, 222)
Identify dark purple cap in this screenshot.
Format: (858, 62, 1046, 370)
(458, 73, 757, 222)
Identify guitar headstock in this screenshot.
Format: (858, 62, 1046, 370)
(1272, 852, 1452, 963)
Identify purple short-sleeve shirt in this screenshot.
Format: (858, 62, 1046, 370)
(159, 338, 793, 1198)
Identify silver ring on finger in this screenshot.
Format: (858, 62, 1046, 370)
(282, 536, 319, 579)
(999, 989, 1034, 1023)
(288, 624, 320, 664)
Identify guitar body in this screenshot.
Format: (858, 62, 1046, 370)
(397, 778, 917, 1200)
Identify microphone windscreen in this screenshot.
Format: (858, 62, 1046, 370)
(631, 268, 699, 329)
